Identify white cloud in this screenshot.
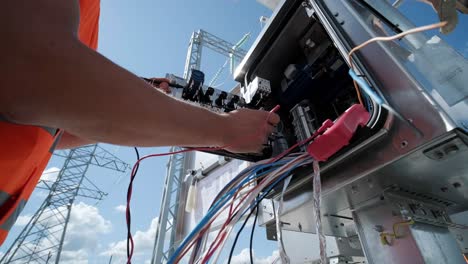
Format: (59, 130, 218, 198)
(60, 249, 89, 264)
(63, 202, 112, 250)
(59, 202, 112, 263)
(6, 202, 111, 263)
(101, 217, 159, 263)
(114, 204, 127, 213)
(230, 248, 279, 264)
(40, 167, 61, 182)
(14, 215, 32, 226)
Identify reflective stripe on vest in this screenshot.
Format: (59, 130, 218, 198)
(0, 114, 58, 137)
(0, 191, 26, 232)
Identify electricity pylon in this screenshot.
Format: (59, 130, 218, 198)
(0, 144, 130, 264)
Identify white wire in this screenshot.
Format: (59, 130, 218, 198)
(276, 175, 292, 264)
(189, 157, 301, 262)
(312, 160, 326, 264)
(209, 154, 311, 263)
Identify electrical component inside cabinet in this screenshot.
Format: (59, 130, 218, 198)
(144, 14, 382, 162)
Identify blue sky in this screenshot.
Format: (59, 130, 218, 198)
(1, 1, 467, 263)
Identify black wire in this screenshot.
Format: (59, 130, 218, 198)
(227, 191, 271, 264)
(250, 207, 259, 264)
(227, 202, 258, 264)
(127, 147, 140, 261)
(192, 160, 297, 262)
(226, 165, 295, 264)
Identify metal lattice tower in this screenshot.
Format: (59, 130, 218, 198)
(151, 147, 187, 264)
(0, 144, 130, 264)
(183, 29, 248, 80)
(151, 30, 248, 264)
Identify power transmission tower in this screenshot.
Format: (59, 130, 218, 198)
(151, 29, 248, 264)
(0, 144, 130, 264)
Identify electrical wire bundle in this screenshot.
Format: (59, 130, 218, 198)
(125, 105, 326, 264)
(168, 153, 314, 264)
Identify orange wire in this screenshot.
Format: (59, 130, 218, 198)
(347, 21, 447, 106)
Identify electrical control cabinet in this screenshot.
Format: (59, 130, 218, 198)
(232, 0, 468, 262)
(149, 1, 468, 263)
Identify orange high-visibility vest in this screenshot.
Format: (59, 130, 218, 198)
(0, 0, 100, 245)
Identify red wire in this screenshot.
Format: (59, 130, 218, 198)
(201, 190, 238, 263)
(178, 156, 306, 263)
(268, 127, 323, 163)
(205, 155, 309, 263)
(126, 106, 281, 264)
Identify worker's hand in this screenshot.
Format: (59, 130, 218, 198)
(148, 78, 171, 93)
(221, 108, 280, 154)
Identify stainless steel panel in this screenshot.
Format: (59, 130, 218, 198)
(411, 224, 466, 264)
(265, 0, 468, 215)
(352, 197, 466, 264)
(450, 211, 468, 254)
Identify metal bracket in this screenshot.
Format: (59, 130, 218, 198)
(385, 191, 468, 230)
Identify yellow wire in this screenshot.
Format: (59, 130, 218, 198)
(380, 219, 415, 246)
(347, 21, 447, 106)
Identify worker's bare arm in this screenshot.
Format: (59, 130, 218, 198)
(56, 132, 95, 150)
(0, 0, 278, 153)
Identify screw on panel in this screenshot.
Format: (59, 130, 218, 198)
(400, 140, 408, 148)
(351, 185, 359, 194)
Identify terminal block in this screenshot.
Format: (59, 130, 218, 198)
(241, 76, 271, 107)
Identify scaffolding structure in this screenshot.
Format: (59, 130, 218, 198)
(151, 29, 248, 264)
(183, 29, 248, 80)
(0, 144, 129, 264)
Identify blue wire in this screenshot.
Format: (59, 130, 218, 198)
(189, 159, 295, 261)
(202, 160, 310, 263)
(348, 69, 384, 106)
(168, 160, 289, 263)
(169, 164, 278, 263)
(207, 160, 290, 215)
(239, 160, 309, 221)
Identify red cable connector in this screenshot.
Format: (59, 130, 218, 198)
(307, 104, 370, 161)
